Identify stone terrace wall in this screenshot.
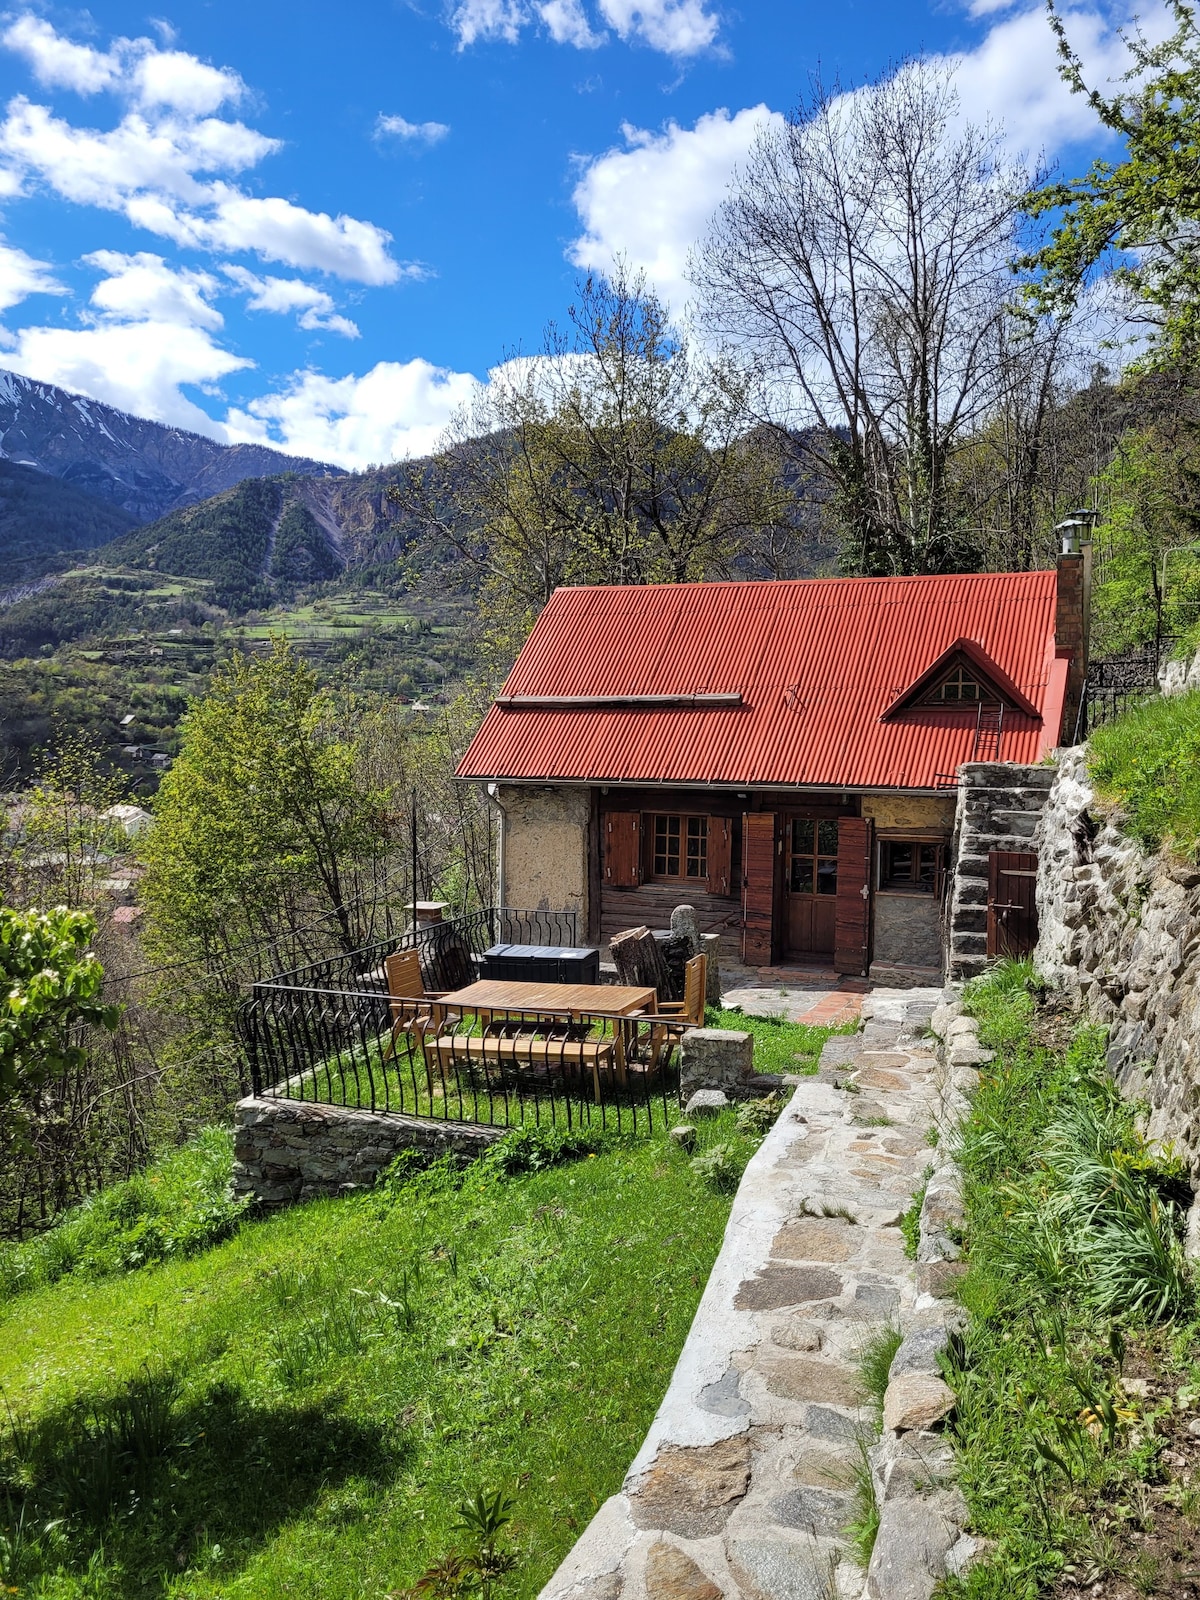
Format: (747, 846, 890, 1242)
(946, 763, 1056, 981)
(233, 1097, 502, 1208)
(1035, 748, 1200, 1186)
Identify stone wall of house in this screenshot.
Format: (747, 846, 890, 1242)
(232, 1097, 502, 1207)
(497, 785, 591, 924)
(865, 795, 955, 981)
(861, 795, 956, 834)
(1034, 747, 1200, 1185)
(874, 895, 944, 972)
(946, 762, 1056, 980)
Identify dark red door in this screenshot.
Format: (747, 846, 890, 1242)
(987, 851, 1039, 959)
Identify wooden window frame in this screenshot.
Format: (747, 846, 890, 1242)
(787, 815, 840, 898)
(645, 811, 710, 886)
(925, 663, 993, 705)
(877, 837, 947, 897)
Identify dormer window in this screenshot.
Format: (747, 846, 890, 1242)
(934, 666, 983, 703)
(881, 637, 1042, 722)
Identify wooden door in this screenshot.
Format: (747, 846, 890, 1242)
(834, 818, 873, 975)
(783, 816, 839, 957)
(741, 812, 777, 966)
(987, 851, 1039, 959)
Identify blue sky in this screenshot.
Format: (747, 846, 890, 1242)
(0, 0, 1143, 468)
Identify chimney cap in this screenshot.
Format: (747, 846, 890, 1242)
(1056, 515, 1093, 555)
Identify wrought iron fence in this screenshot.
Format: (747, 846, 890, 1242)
(256, 907, 579, 997)
(238, 986, 680, 1135)
(236, 905, 680, 1132)
(1082, 685, 1162, 734)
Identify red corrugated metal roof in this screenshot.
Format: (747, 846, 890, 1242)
(457, 571, 1061, 790)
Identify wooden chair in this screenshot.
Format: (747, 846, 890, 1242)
(644, 954, 708, 1073)
(382, 950, 426, 1060)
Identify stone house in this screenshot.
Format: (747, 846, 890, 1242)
(457, 555, 1088, 981)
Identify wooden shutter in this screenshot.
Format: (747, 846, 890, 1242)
(603, 812, 642, 887)
(833, 817, 873, 976)
(741, 812, 777, 966)
(707, 817, 734, 897)
(987, 850, 1039, 958)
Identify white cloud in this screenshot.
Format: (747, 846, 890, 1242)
(450, 0, 719, 54)
(538, 1, 605, 47)
(1, 15, 121, 95)
(375, 113, 451, 144)
(0, 17, 404, 284)
(223, 264, 360, 337)
(0, 239, 63, 312)
(936, 4, 1144, 160)
(84, 250, 222, 329)
(569, 106, 782, 313)
(568, 4, 1166, 314)
(226, 359, 482, 468)
(3, 319, 250, 437)
(132, 48, 244, 116)
(1, 15, 245, 113)
(597, 0, 719, 54)
(452, 0, 528, 46)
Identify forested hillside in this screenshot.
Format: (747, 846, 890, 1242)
(0, 458, 138, 585)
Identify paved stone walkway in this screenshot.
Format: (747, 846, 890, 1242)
(722, 981, 865, 1028)
(541, 988, 955, 1600)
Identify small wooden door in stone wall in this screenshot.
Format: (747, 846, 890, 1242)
(986, 850, 1039, 959)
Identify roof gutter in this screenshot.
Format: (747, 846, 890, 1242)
(493, 693, 744, 710)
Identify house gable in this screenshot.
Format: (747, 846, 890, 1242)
(880, 637, 1042, 722)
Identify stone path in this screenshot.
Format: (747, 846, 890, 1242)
(541, 988, 967, 1600)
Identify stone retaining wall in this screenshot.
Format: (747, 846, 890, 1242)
(945, 762, 1056, 981)
(232, 1097, 502, 1207)
(1034, 747, 1200, 1187)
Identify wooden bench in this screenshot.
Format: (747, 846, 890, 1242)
(421, 1028, 618, 1102)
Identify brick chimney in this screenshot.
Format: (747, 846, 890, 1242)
(1056, 538, 1093, 744)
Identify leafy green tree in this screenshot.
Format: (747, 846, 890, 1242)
(141, 636, 396, 985)
(393, 266, 801, 668)
(1090, 426, 1200, 654)
(1026, 0, 1200, 365)
(0, 906, 119, 1146)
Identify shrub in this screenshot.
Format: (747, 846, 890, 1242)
(689, 1142, 745, 1193)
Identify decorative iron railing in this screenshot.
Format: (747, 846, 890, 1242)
(255, 907, 579, 997)
(238, 987, 680, 1134)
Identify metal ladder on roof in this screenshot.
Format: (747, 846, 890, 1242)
(972, 701, 1004, 763)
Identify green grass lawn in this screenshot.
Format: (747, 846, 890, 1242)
(705, 1006, 850, 1075)
(0, 1115, 752, 1600)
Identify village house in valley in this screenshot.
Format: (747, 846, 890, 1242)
(457, 548, 1089, 981)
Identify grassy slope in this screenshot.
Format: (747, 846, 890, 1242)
(942, 964, 1200, 1599)
(1088, 688, 1200, 853)
(0, 1116, 746, 1600)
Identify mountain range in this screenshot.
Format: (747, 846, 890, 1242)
(0, 369, 341, 584)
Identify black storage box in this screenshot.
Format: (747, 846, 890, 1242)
(479, 944, 600, 984)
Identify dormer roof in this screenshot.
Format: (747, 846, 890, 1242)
(880, 637, 1042, 721)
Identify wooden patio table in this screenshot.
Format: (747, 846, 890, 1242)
(434, 979, 656, 1020)
(427, 980, 658, 1096)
